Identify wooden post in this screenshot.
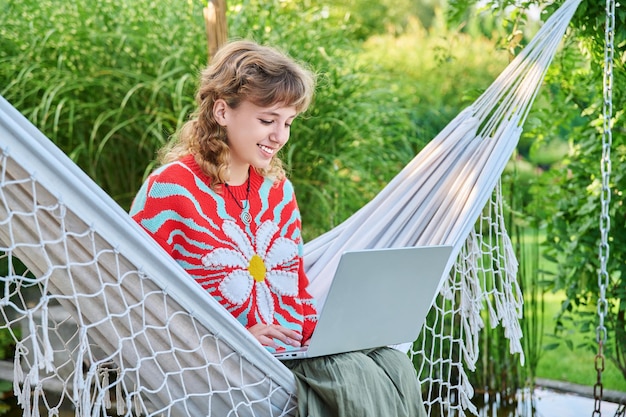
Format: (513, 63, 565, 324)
(203, 0, 228, 62)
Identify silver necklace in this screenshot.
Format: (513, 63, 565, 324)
(224, 174, 251, 225)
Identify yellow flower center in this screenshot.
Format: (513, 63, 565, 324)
(248, 254, 267, 283)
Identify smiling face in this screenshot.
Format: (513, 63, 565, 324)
(214, 99, 297, 184)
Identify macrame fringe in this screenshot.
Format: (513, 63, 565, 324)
(72, 327, 89, 415)
(101, 365, 111, 410)
(116, 368, 125, 415)
(13, 344, 25, 404)
(134, 386, 142, 415)
(39, 304, 56, 373)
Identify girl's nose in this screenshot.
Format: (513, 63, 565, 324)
(271, 125, 290, 145)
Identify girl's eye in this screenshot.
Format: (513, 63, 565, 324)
(259, 119, 273, 125)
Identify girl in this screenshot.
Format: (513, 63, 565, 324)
(130, 39, 426, 417)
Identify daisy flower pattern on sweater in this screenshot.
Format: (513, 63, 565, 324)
(201, 220, 299, 325)
(130, 155, 318, 346)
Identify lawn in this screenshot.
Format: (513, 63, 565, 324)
(534, 291, 626, 392)
(512, 227, 626, 393)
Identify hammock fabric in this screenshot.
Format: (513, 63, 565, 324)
(0, 0, 581, 415)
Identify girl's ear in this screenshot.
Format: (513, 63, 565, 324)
(213, 99, 228, 126)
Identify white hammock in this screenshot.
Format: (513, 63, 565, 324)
(0, 0, 580, 415)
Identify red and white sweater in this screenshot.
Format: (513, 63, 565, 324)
(130, 154, 318, 349)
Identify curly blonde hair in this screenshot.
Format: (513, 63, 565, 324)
(158, 40, 315, 187)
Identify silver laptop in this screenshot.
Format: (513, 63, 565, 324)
(274, 245, 454, 360)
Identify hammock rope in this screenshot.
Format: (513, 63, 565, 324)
(0, 0, 582, 415)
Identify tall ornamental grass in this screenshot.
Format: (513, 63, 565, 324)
(1, 0, 421, 238)
(1, 0, 206, 205)
(1, 0, 509, 239)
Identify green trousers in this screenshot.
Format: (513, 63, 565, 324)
(285, 347, 427, 417)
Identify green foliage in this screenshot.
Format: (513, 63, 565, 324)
(0, 0, 206, 207)
(541, 125, 626, 377)
(0, 0, 510, 242)
(537, 292, 626, 390)
(557, 0, 626, 66)
(323, 0, 439, 39)
(227, 1, 419, 238)
(447, 0, 626, 383)
(532, 13, 626, 380)
(225, 0, 509, 239)
(0, 0, 423, 240)
(361, 20, 510, 123)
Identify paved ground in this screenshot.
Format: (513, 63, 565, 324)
(533, 387, 624, 417)
(536, 377, 626, 405)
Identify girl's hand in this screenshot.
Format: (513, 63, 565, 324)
(248, 324, 303, 348)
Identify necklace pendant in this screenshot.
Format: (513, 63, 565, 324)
(224, 175, 252, 225)
(240, 210, 252, 225)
